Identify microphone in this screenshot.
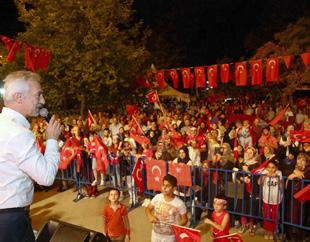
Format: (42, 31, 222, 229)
(39, 108, 51, 122)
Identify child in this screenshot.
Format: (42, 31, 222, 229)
(259, 160, 282, 240)
(204, 194, 230, 242)
(145, 174, 188, 242)
(102, 188, 130, 242)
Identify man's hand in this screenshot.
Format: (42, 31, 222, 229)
(45, 115, 61, 140)
(148, 214, 159, 223)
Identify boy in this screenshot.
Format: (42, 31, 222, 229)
(145, 174, 188, 242)
(103, 188, 130, 242)
(204, 194, 230, 242)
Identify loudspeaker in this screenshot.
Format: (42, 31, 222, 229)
(36, 219, 108, 242)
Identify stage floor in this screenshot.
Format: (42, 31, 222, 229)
(31, 185, 276, 242)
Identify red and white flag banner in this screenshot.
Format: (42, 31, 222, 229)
(156, 70, 165, 89)
(181, 68, 191, 89)
(235, 62, 247, 86)
(168, 163, 192, 187)
(194, 66, 206, 88)
(145, 159, 166, 191)
(266, 57, 279, 82)
(85, 109, 96, 129)
(171, 224, 201, 242)
(168, 69, 179, 89)
(132, 158, 144, 193)
(208, 65, 218, 88)
(250, 59, 262, 86)
(220, 64, 229, 83)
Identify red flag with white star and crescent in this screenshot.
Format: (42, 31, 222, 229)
(250, 59, 262, 86)
(290, 130, 310, 143)
(235, 62, 247, 86)
(168, 69, 179, 89)
(171, 224, 201, 242)
(266, 57, 279, 82)
(145, 159, 166, 191)
(194, 66, 206, 88)
(220, 64, 229, 83)
(168, 163, 192, 187)
(132, 158, 144, 193)
(0, 35, 14, 50)
(156, 70, 165, 89)
(181, 68, 191, 89)
(208, 65, 217, 88)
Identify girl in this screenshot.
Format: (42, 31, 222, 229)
(204, 195, 230, 242)
(259, 160, 282, 240)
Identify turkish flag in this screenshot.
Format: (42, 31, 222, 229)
(132, 158, 144, 193)
(190, 73, 195, 89)
(235, 62, 247, 86)
(181, 68, 191, 89)
(283, 55, 292, 69)
(85, 110, 96, 129)
(6, 40, 21, 62)
(171, 224, 201, 242)
(130, 132, 150, 145)
(251, 155, 275, 175)
(130, 115, 144, 135)
(0, 35, 14, 50)
(93, 135, 109, 173)
(168, 69, 179, 89)
(290, 130, 310, 143)
(25, 44, 45, 72)
(169, 128, 186, 148)
(156, 70, 165, 89)
(207, 65, 217, 88)
(250, 60, 262, 86)
(145, 159, 166, 191)
(301, 52, 310, 67)
(168, 163, 192, 187)
(266, 57, 279, 82)
(268, 105, 288, 126)
(126, 104, 139, 116)
(294, 184, 310, 202)
(220, 64, 229, 83)
(194, 66, 206, 88)
(59, 139, 78, 170)
(215, 233, 244, 242)
(146, 90, 159, 103)
(37, 48, 52, 70)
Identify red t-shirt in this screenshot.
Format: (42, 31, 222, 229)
(103, 203, 128, 237)
(211, 210, 230, 242)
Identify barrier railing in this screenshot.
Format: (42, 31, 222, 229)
(55, 157, 310, 239)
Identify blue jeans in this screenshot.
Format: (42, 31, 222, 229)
(0, 209, 35, 242)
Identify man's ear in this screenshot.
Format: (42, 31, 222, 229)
(13, 92, 23, 104)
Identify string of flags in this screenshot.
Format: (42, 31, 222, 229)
(0, 34, 52, 72)
(155, 52, 310, 89)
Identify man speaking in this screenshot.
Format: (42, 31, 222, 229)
(0, 71, 61, 242)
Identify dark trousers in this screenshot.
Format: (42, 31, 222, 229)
(0, 209, 35, 242)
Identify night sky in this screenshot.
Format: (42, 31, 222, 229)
(1, 0, 309, 67)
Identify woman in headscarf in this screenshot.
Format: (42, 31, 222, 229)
(173, 146, 193, 166)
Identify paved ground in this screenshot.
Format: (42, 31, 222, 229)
(31, 185, 276, 242)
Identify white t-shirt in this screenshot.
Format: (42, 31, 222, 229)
(262, 170, 282, 205)
(151, 193, 187, 242)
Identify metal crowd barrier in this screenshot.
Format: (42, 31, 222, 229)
(55, 157, 310, 239)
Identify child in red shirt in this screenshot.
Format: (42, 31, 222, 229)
(103, 188, 130, 242)
(204, 195, 230, 242)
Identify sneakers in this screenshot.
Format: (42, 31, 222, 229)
(100, 179, 104, 186)
(91, 180, 97, 186)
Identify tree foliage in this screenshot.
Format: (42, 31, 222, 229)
(9, 0, 150, 114)
(251, 16, 310, 98)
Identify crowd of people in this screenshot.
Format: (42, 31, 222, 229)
(30, 94, 310, 241)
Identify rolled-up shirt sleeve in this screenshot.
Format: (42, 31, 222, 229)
(8, 130, 60, 186)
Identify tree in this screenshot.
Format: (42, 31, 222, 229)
(10, 0, 150, 115)
(251, 16, 310, 103)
